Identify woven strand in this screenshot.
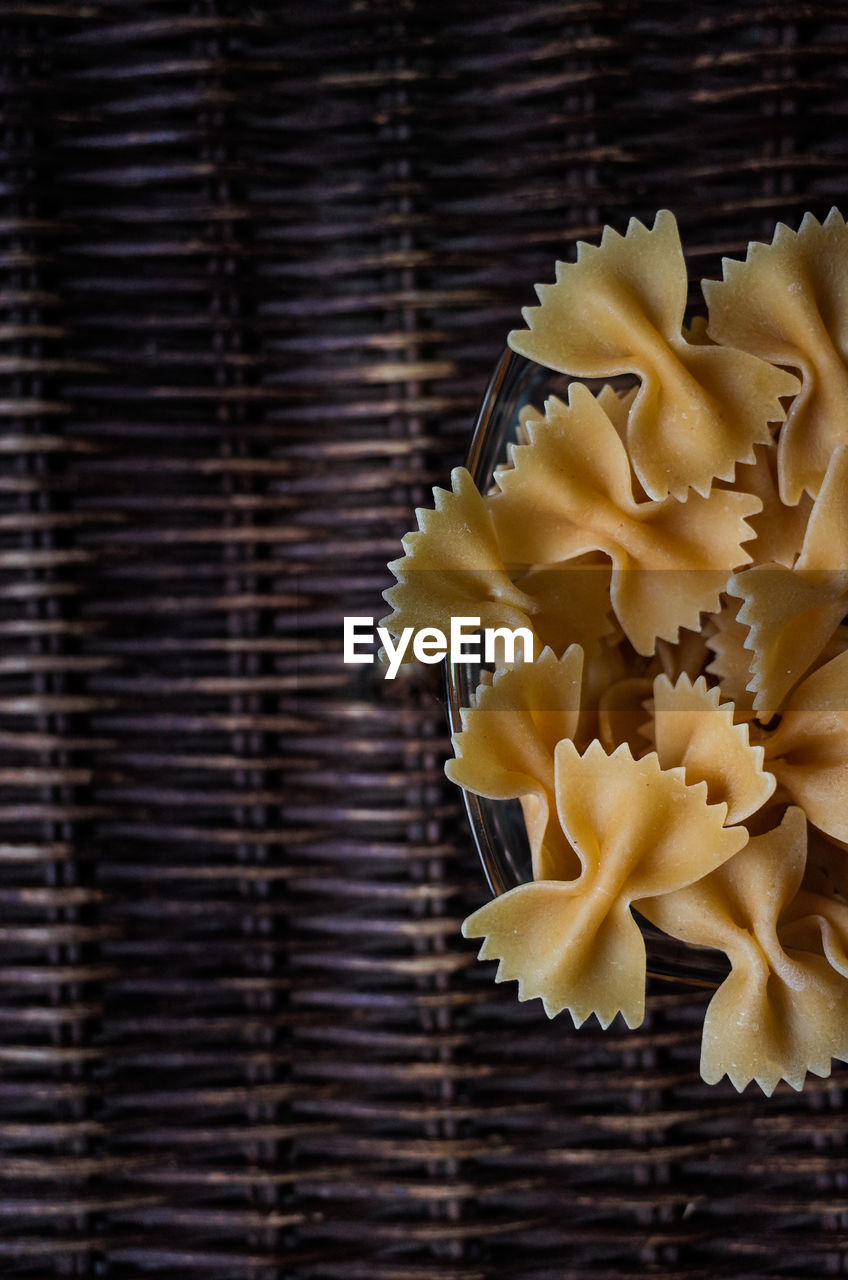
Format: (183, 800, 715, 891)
(0, 3, 847, 1276)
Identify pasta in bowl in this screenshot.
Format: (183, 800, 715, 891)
(446, 348, 731, 988)
(382, 210, 848, 1094)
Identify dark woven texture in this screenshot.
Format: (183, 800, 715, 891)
(3, 3, 848, 1276)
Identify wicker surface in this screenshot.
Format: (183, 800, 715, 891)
(2, 3, 848, 1276)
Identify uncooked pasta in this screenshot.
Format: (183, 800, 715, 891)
(381, 209, 848, 1093)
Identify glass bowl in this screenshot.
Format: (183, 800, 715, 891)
(445, 348, 726, 988)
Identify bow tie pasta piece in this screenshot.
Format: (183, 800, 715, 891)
(654, 624, 715, 686)
(650, 673, 775, 824)
(491, 389, 620, 494)
(761, 649, 848, 844)
(381, 466, 537, 665)
(512, 560, 617, 661)
(488, 386, 761, 656)
(728, 446, 848, 718)
(462, 741, 745, 1030)
(729, 564, 848, 721)
(705, 599, 757, 719)
(595, 382, 651, 496)
(720, 444, 812, 569)
(704, 209, 848, 504)
(575, 632, 633, 751)
(797, 442, 848, 570)
(780, 888, 848, 980)
(596, 381, 638, 438)
(489, 389, 634, 567)
(597, 676, 654, 757)
(508, 211, 797, 501)
(446, 647, 584, 881)
(642, 808, 848, 1094)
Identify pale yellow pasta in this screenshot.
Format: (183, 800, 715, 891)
(730, 563, 847, 720)
(511, 559, 616, 661)
(728, 446, 848, 718)
(488, 387, 762, 655)
(593, 383, 654, 510)
(704, 209, 848, 503)
(721, 443, 812, 568)
(462, 741, 745, 1030)
(596, 381, 637, 436)
(382, 210, 848, 1091)
(446, 647, 584, 881)
(793, 441, 848, 571)
(597, 676, 653, 756)
(653, 624, 715, 686)
(761, 649, 848, 843)
(574, 633, 634, 750)
(642, 809, 848, 1094)
(780, 888, 848, 979)
(704, 598, 757, 718)
(381, 466, 538, 663)
(508, 210, 797, 500)
(650, 673, 775, 824)
(684, 315, 711, 345)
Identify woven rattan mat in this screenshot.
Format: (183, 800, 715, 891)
(3, 3, 848, 1276)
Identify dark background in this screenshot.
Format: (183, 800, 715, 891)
(2, 3, 848, 1276)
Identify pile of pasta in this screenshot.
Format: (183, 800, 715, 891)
(382, 210, 848, 1094)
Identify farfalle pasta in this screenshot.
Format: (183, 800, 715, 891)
(382, 209, 848, 1093)
(642, 808, 848, 1094)
(446, 647, 584, 881)
(462, 741, 745, 1030)
(649, 673, 775, 824)
(719, 443, 812, 569)
(597, 675, 653, 756)
(489, 386, 761, 655)
(781, 885, 848, 978)
(704, 598, 758, 717)
(703, 208, 848, 504)
(759, 649, 848, 843)
(508, 210, 797, 501)
(381, 466, 539, 665)
(727, 444, 848, 718)
(510, 560, 617, 661)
